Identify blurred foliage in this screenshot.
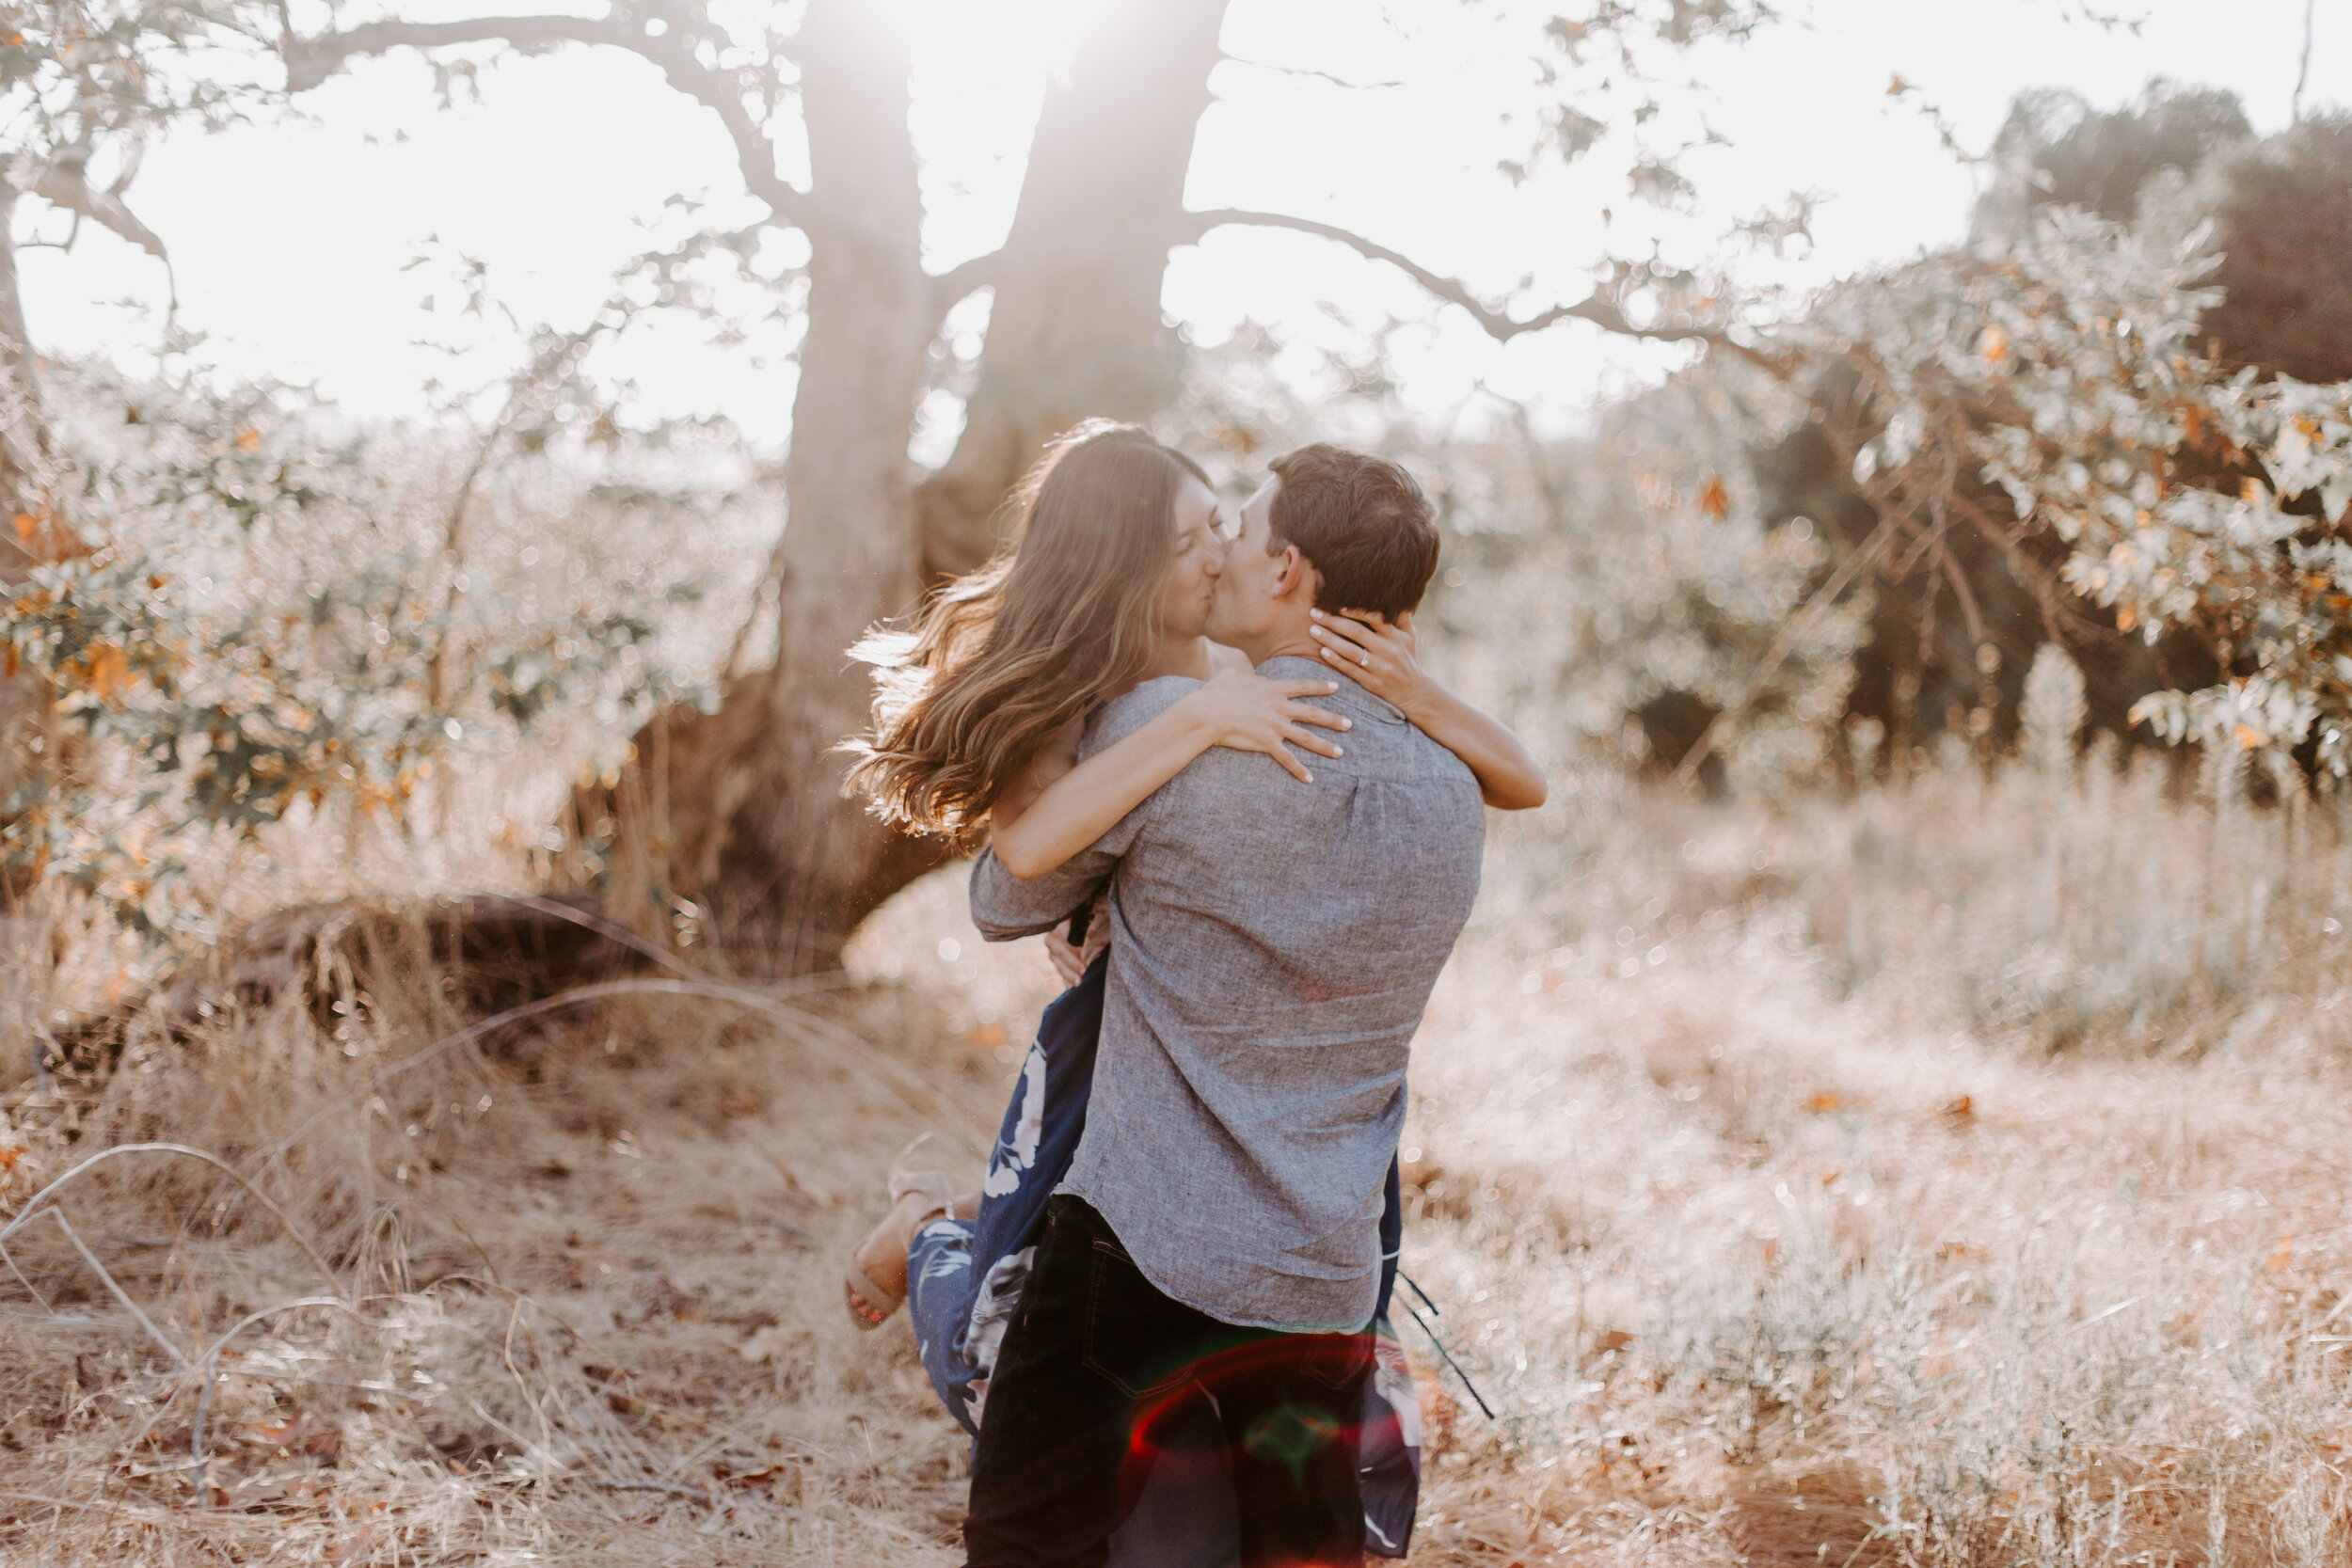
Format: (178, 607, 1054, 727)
(0, 0, 277, 262)
(1200, 82, 2352, 805)
(1174, 323, 1868, 799)
(1979, 81, 2352, 386)
(1975, 80, 2253, 232)
(1960, 228, 2352, 779)
(0, 351, 744, 939)
(1406, 389, 1869, 800)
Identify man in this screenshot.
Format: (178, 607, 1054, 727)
(963, 445, 1488, 1567)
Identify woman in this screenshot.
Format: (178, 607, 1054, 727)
(839, 420, 1542, 1552)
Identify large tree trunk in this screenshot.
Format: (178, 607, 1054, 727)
(625, 0, 1233, 974)
(916, 0, 1232, 578)
(632, 0, 939, 974)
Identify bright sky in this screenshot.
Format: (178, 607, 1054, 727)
(17, 0, 2344, 448)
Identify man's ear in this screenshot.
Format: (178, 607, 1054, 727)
(1272, 545, 1318, 604)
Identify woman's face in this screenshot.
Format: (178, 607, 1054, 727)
(1150, 477, 1227, 640)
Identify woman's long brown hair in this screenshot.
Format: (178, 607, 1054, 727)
(842, 420, 1212, 849)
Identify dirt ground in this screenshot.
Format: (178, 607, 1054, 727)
(8, 785, 2352, 1565)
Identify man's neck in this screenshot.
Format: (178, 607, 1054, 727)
(1237, 615, 1320, 668)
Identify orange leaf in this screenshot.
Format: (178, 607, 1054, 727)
(1979, 325, 2009, 364)
(2235, 723, 2267, 751)
(85, 643, 126, 699)
(1698, 476, 1729, 520)
(1808, 1091, 1841, 1113)
(250, 1412, 307, 1445)
(234, 429, 262, 451)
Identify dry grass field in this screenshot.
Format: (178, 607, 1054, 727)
(6, 744, 2352, 1566)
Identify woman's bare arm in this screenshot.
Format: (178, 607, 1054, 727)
(1308, 609, 1549, 811)
(989, 670, 1347, 879)
(989, 717, 1084, 835)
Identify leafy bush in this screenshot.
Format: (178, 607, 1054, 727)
(1, 356, 752, 937)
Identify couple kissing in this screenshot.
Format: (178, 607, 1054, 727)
(842, 422, 1546, 1566)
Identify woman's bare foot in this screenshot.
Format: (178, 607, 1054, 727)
(842, 1173, 961, 1329)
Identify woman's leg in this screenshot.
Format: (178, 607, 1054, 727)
(907, 1212, 987, 1434)
(1359, 1156, 1422, 1559)
(845, 1171, 957, 1327)
(899, 953, 1108, 1433)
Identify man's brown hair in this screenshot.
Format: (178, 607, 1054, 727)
(1265, 444, 1440, 620)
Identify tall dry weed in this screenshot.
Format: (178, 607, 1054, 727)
(8, 722, 2352, 1565)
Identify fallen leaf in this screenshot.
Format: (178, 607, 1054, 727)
(250, 1411, 307, 1446)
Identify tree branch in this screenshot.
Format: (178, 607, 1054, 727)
(30, 167, 167, 261)
(1217, 53, 1404, 90)
(283, 14, 815, 230)
(932, 208, 1799, 373)
(1668, 505, 1904, 793)
(1946, 485, 2117, 649)
(928, 251, 997, 319)
(1177, 208, 1794, 374)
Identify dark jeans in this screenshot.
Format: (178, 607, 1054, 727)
(965, 1196, 1375, 1568)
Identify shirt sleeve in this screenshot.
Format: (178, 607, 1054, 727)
(968, 845, 1114, 941)
(965, 676, 1198, 942)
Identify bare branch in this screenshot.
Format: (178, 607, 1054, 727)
(936, 207, 1798, 370)
(283, 15, 815, 230)
(1668, 506, 1904, 793)
(1217, 53, 1404, 90)
(1176, 208, 1792, 373)
(1946, 485, 2117, 649)
(2295, 0, 2317, 122)
(30, 166, 166, 261)
(928, 251, 997, 319)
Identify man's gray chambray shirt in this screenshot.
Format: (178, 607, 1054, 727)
(968, 656, 1486, 1333)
